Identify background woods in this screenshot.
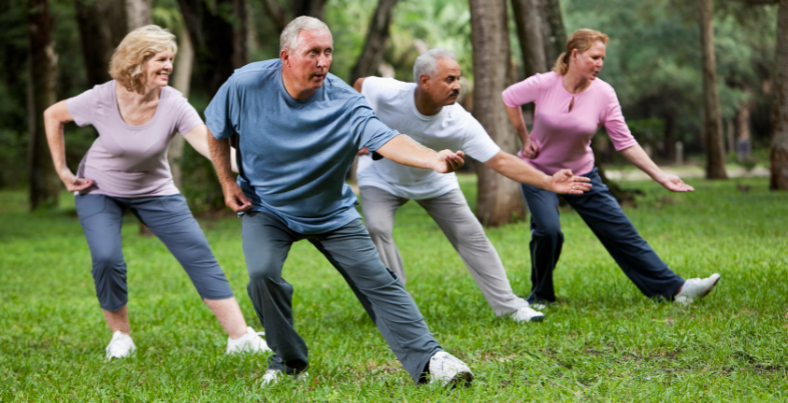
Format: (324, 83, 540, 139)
(0, 0, 784, 216)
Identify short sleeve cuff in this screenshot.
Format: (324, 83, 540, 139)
(472, 145, 501, 163)
(366, 129, 400, 152)
(612, 137, 639, 151)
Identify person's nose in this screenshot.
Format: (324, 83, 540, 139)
(317, 54, 330, 69)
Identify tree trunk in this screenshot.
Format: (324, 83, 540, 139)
(698, 0, 727, 179)
(28, 0, 60, 210)
(469, 0, 526, 226)
(510, 0, 547, 77)
(771, 0, 788, 190)
(168, 28, 193, 190)
(74, 0, 126, 86)
(178, 0, 247, 95)
(125, 0, 152, 31)
(349, 0, 398, 85)
(540, 0, 566, 67)
(260, 0, 329, 33)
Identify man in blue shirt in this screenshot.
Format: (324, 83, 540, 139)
(206, 16, 473, 387)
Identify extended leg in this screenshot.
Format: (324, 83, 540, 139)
(133, 194, 247, 338)
(309, 219, 442, 383)
(565, 170, 684, 299)
(359, 186, 410, 283)
(520, 184, 564, 304)
(417, 189, 529, 316)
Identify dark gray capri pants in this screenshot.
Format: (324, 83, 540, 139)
(75, 193, 234, 312)
(241, 211, 442, 383)
(521, 168, 685, 303)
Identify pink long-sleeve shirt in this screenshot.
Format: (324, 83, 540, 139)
(501, 71, 637, 176)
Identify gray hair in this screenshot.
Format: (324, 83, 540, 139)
(280, 16, 331, 52)
(413, 48, 457, 80)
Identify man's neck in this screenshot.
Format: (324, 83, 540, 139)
(413, 86, 442, 116)
(281, 70, 317, 101)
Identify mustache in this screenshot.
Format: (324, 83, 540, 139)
(450, 89, 460, 97)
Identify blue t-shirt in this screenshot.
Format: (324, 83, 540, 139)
(205, 59, 399, 234)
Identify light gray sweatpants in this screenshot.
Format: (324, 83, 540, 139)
(359, 187, 529, 316)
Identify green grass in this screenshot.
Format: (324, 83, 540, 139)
(1, 176, 787, 401)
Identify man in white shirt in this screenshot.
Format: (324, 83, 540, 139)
(353, 48, 592, 323)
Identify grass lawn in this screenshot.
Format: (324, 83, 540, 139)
(1, 176, 787, 401)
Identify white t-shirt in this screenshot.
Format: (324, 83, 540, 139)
(358, 77, 501, 200)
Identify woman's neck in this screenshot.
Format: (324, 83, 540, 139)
(115, 81, 161, 105)
(561, 70, 591, 94)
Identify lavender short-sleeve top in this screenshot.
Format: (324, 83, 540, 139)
(67, 81, 203, 197)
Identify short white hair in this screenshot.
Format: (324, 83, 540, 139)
(280, 16, 331, 52)
(413, 48, 457, 80)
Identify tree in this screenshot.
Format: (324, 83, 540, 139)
(540, 0, 567, 66)
(469, 0, 526, 226)
(510, 0, 547, 77)
(771, 0, 788, 190)
(73, 0, 126, 86)
(126, 0, 152, 30)
(168, 29, 193, 190)
(349, 0, 399, 84)
(699, 0, 728, 179)
(27, 0, 60, 210)
(259, 0, 328, 33)
(177, 0, 247, 95)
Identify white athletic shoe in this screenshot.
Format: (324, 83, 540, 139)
(675, 273, 721, 305)
(260, 369, 308, 388)
(105, 330, 136, 360)
(511, 306, 546, 323)
(428, 351, 474, 387)
(226, 327, 271, 354)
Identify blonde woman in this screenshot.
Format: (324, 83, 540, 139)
(44, 25, 268, 359)
(502, 29, 720, 306)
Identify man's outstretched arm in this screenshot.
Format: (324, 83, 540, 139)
(207, 128, 253, 212)
(484, 151, 591, 195)
(375, 134, 465, 173)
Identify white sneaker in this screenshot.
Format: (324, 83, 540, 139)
(675, 273, 721, 305)
(260, 369, 308, 388)
(428, 351, 474, 387)
(511, 306, 546, 323)
(105, 330, 136, 360)
(226, 327, 272, 354)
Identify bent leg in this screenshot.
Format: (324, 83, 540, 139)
(565, 170, 684, 299)
(417, 189, 529, 316)
(309, 220, 442, 383)
(241, 212, 306, 373)
(520, 184, 564, 303)
(76, 194, 129, 313)
(359, 186, 409, 283)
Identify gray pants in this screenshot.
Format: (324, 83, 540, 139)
(359, 187, 529, 316)
(241, 212, 442, 383)
(75, 193, 234, 312)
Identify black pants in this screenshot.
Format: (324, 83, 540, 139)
(241, 212, 442, 383)
(520, 168, 685, 303)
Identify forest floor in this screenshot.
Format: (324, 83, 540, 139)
(1, 176, 787, 402)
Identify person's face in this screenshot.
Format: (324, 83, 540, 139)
(571, 40, 606, 80)
(419, 58, 462, 107)
(281, 29, 333, 90)
(144, 49, 174, 89)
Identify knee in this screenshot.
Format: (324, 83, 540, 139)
(247, 263, 281, 287)
(532, 222, 563, 241)
(90, 249, 125, 277)
(364, 219, 393, 240)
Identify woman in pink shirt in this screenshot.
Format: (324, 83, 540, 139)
(44, 26, 268, 359)
(502, 29, 720, 306)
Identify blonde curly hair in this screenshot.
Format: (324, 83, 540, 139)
(109, 25, 178, 94)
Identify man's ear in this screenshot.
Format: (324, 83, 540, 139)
(280, 49, 290, 66)
(419, 74, 430, 89)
